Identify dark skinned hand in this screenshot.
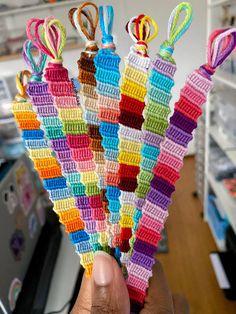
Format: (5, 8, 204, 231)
(71, 251, 189, 314)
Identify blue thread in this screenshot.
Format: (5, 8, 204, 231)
(21, 129, 44, 140)
(149, 70, 174, 93)
(99, 6, 115, 48)
(141, 157, 157, 172)
(106, 186, 121, 199)
(141, 144, 160, 160)
(102, 136, 119, 150)
(48, 187, 72, 200)
(70, 230, 90, 244)
(76, 241, 93, 253)
(100, 122, 119, 137)
(24, 139, 48, 149)
(23, 40, 47, 82)
(43, 177, 67, 190)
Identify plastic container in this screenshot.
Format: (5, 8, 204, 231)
(207, 195, 229, 240)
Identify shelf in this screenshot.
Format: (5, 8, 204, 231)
(209, 126, 236, 165)
(210, 125, 236, 151)
(208, 173, 236, 234)
(207, 214, 226, 251)
(0, 0, 84, 17)
(0, 42, 84, 62)
(214, 69, 236, 89)
(208, 0, 236, 7)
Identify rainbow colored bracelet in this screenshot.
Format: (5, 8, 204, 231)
(23, 35, 101, 258)
(94, 6, 122, 249)
(71, 2, 109, 217)
(127, 28, 236, 312)
(12, 70, 94, 276)
(133, 3, 192, 238)
(117, 15, 158, 259)
(26, 16, 109, 248)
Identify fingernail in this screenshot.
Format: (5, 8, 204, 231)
(92, 251, 113, 286)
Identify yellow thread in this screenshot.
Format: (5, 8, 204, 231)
(80, 171, 98, 184)
(15, 70, 31, 98)
(99, 231, 109, 246)
(120, 204, 134, 216)
(28, 148, 53, 159)
(43, 18, 66, 63)
(119, 216, 134, 228)
(118, 152, 141, 166)
(119, 139, 142, 154)
(120, 79, 147, 102)
(59, 108, 83, 120)
(139, 15, 158, 44)
(80, 252, 94, 266)
(11, 101, 33, 112)
(123, 63, 148, 86)
(53, 198, 76, 213)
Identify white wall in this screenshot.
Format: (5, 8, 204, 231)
(0, 0, 207, 152)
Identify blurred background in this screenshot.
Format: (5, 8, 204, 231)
(0, 0, 236, 313)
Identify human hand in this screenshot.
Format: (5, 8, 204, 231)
(71, 251, 189, 314)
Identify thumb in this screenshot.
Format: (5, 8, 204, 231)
(91, 251, 130, 314)
(71, 251, 130, 314)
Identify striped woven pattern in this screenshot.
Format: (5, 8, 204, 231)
(133, 3, 192, 239)
(43, 19, 108, 249)
(127, 28, 236, 312)
(94, 6, 121, 249)
(71, 3, 109, 220)
(117, 15, 157, 258)
(12, 70, 94, 276)
(23, 37, 100, 258)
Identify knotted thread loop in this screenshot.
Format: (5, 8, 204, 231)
(15, 70, 31, 101)
(159, 2, 192, 63)
(26, 17, 66, 64)
(22, 40, 47, 82)
(159, 40, 174, 61)
(43, 17, 66, 64)
(70, 1, 99, 54)
(127, 14, 158, 56)
(99, 5, 116, 50)
(200, 28, 236, 77)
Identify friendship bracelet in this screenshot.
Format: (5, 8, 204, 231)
(26, 19, 106, 251)
(12, 70, 94, 276)
(132, 2, 192, 243)
(127, 28, 236, 312)
(70, 2, 109, 221)
(117, 15, 158, 260)
(41, 17, 109, 249)
(22, 40, 97, 271)
(93, 5, 122, 250)
(22, 40, 99, 268)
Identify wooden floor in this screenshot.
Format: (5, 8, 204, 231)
(158, 157, 236, 314)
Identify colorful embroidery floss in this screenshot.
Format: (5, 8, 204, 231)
(132, 2, 192, 242)
(117, 15, 158, 258)
(70, 2, 109, 220)
(127, 28, 236, 312)
(22, 40, 98, 270)
(93, 5, 122, 249)
(23, 39, 97, 272)
(12, 69, 93, 276)
(27, 17, 109, 249)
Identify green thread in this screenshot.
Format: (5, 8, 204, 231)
(159, 2, 192, 63)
